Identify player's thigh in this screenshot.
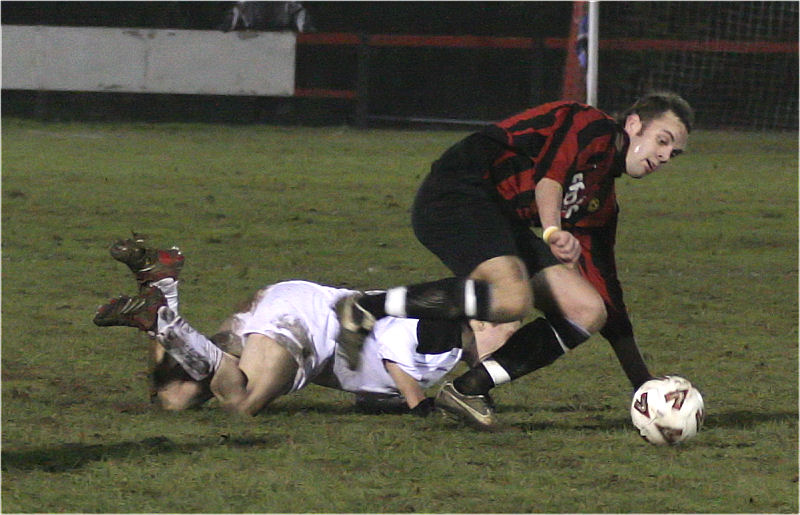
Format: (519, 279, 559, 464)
(531, 265, 607, 332)
(412, 168, 517, 278)
(237, 334, 298, 400)
(469, 255, 533, 321)
(514, 227, 606, 331)
(209, 354, 248, 404)
(466, 222, 561, 321)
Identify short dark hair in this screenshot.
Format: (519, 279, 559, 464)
(619, 91, 695, 133)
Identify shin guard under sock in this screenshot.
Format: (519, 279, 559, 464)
(156, 307, 223, 381)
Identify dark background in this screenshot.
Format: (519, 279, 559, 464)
(1, 2, 571, 35)
(2, 2, 797, 129)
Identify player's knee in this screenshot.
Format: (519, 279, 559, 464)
(157, 394, 189, 411)
(222, 392, 281, 417)
(562, 292, 606, 333)
(488, 289, 533, 322)
(547, 274, 607, 332)
(154, 386, 204, 411)
(536, 264, 607, 332)
(227, 399, 264, 417)
(583, 293, 607, 332)
(471, 255, 533, 321)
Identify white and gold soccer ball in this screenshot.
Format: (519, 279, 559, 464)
(630, 375, 705, 445)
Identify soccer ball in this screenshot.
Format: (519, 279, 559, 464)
(630, 375, 705, 445)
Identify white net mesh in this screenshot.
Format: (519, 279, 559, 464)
(597, 1, 798, 130)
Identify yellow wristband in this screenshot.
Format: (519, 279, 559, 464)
(542, 226, 560, 244)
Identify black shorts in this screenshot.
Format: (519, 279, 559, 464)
(411, 134, 559, 278)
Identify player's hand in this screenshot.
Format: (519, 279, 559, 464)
(548, 230, 581, 264)
(409, 397, 436, 417)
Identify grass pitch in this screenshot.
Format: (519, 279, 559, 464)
(2, 118, 797, 513)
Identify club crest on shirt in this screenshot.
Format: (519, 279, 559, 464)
(588, 198, 600, 212)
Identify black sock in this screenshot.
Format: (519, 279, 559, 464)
(358, 277, 491, 320)
(416, 319, 465, 354)
(453, 366, 494, 396)
(357, 291, 388, 319)
(489, 317, 568, 379)
(453, 317, 589, 395)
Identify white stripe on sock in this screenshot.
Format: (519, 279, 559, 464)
(482, 359, 512, 386)
(384, 287, 408, 317)
(463, 279, 477, 318)
(547, 321, 571, 353)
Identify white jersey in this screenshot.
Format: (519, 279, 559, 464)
(333, 317, 461, 396)
(228, 280, 462, 397)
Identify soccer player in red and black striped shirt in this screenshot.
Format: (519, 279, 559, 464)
(337, 91, 694, 428)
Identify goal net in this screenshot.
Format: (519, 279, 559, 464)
(593, 1, 798, 130)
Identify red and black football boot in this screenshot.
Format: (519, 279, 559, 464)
(93, 286, 166, 332)
(109, 237, 184, 287)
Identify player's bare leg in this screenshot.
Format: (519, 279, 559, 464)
(149, 316, 247, 409)
(462, 319, 522, 367)
(531, 264, 607, 333)
(467, 255, 533, 321)
(335, 254, 529, 373)
(148, 339, 213, 410)
(210, 334, 298, 416)
(441, 263, 606, 426)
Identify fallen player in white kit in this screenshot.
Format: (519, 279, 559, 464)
(93, 238, 518, 417)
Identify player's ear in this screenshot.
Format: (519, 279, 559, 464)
(624, 113, 642, 135)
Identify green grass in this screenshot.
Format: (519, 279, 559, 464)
(2, 118, 797, 513)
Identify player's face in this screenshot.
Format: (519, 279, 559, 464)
(623, 111, 689, 178)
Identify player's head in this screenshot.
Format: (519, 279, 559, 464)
(620, 91, 693, 178)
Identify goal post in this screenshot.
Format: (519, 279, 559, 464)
(585, 1, 598, 106)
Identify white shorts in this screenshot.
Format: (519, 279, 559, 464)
(230, 281, 348, 393)
(225, 280, 462, 400)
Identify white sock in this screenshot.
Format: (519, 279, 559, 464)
(151, 278, 180, 315)
(155, 307, 223, 381)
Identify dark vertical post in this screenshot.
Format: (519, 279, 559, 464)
(529, 37, 544, 107)
(355, 33, 370, 128)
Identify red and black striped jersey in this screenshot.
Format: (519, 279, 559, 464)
(479, 101, 628, 230)
(478, 101, 633, 338)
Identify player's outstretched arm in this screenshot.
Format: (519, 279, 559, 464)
(607, 334, 653, 390)
(600, 312, 653, 391)
(383, 360, 427, 410)
(210, 334, 298, 416)
(535, 177, 581, 265)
